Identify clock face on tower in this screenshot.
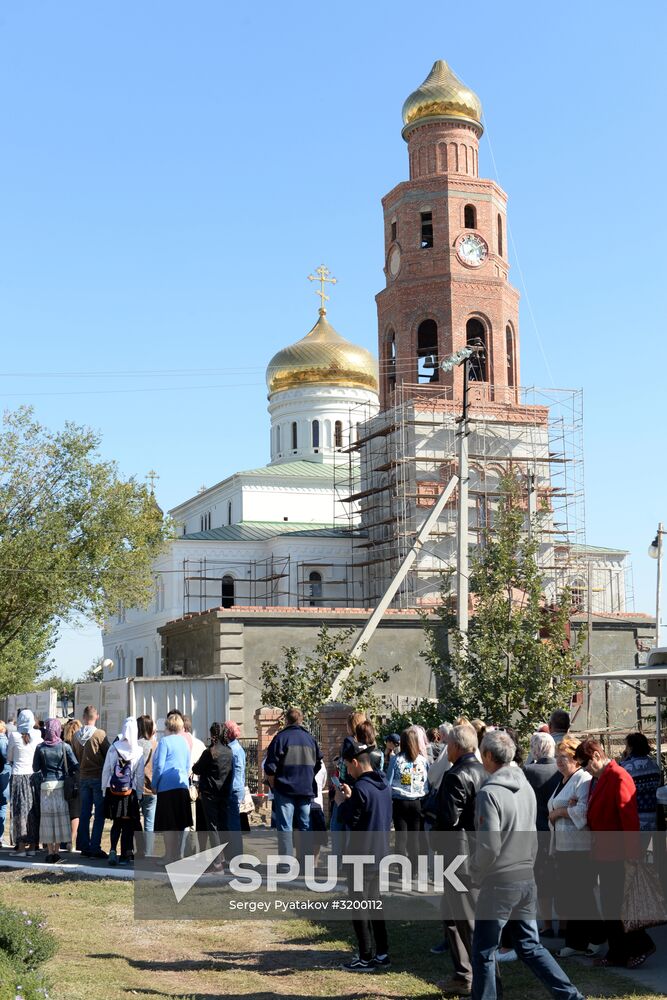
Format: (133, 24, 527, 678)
(388, 244, 402, 279)
(455, 232, 488, 268)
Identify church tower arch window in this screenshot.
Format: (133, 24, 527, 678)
(506, 325, 516, 387)
(417, 319, 439, 383)
(276, 425, 281, 455)
(221, 575, 235, 609)
(291, 421, 298, 451)
(312, 419, 320, 449)
(464, 204, 476, 229)
(497, 214, 504, 256)
(466, 318, 488, 382)
(386, 329, 397, 391)
(308, 570, 323, 607)
(420, 210, 433, 249)
(334, 420, 343, 449)
(227, 500, 232, 525)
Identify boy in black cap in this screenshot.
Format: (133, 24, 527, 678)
(335, 738, 392, 973)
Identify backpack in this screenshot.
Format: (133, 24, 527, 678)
(109, 752, 133, 796)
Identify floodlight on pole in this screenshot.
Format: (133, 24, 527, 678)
(440, 346, 474, 373)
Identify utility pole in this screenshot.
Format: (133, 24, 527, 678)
(655, 524, 663, 766)
(456, 356, 471, 635)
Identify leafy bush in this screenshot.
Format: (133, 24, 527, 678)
(0, 905, 56, 969)
(378, 699, 443, 740)
(0, 951, 51, 1000)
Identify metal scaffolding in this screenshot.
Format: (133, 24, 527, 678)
(334, 381, 591, 611)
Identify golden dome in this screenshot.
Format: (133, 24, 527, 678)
(266, 309, 379, 395)
(402, 60, 483, 136)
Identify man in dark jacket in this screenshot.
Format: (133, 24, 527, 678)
(435, 723, 486, 997)
(264, 707, 322, 856)
(335, 738, 392, 973)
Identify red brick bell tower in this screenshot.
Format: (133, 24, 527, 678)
(377, 60, 520, 410)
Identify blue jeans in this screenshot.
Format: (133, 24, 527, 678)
(77, 778, 105, 853)
(472, 880, 585, 1000)
(272, 790, 311, 857)
(0, 768, 10, 843)
(141, 794, 156, 856)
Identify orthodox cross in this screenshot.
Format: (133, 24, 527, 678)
(308, 265, 337, 312)
(146, 469, 159, 493)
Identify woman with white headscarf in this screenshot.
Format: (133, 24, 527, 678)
(101, 717, 144, 866)
(6, 709, 42, 855)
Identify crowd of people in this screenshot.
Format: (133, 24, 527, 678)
(259, 706, 663, 998)
(1, 704, 664, 999)
(0, 706, 248, 866)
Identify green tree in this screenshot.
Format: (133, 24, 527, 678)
(422, 472, 584, 743)
(260, 624, 400, 726)
(0, 407, 171, 697)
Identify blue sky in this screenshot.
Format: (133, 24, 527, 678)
(1, 1, 665, 677)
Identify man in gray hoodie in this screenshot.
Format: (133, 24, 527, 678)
(470, 730, 585, 1000)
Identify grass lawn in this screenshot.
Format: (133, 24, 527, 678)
(0, 869, 662, 1000)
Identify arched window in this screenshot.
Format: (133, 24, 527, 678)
(466, 318, 488, 382)
(506, 325, 515, 387)
(312, 419, 320, 449)
(291, 421, 298, 451)
(334, 420, 343, 449)
(420, 211, 433, 248)
(387, 330, 396, 390)
(497, 214, 503, 256)
(227, 500, 232, 525)
(417, 319, 439, 383)
(308, 570, 323, 607)
(221, 575, 235, 609)
(571, 578, 586, 612)
(276, 425, 281, 454)
(464, 204, 476, 229)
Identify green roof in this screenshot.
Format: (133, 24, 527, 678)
(569, 543, 629, 556)
(238, 461, 335, 480)
(182, 520, 354, 542)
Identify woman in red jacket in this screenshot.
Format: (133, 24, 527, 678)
(574, 738, 655, 968)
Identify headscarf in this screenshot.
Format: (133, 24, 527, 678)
(114, 717, 142, 764)
(17, 710, 35, 734)
(224, 720, 241, 742)
(43, 718, 62, 746)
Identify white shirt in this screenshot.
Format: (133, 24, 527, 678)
(547, 767, 591, 852)
(7, 731, 43, 774)
(314, 762, 328, 810)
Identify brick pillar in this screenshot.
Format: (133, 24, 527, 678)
(255, 707, 283, 761)
(318, 702, 354, 770)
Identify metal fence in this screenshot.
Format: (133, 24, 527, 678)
(240, 737, 259, 793)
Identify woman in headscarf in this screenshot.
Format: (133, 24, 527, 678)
(7, 709, 43, 855)
(32, 718, 78, 863)
(101, 717, 144, 866)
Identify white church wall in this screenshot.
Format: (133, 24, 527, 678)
(240, 482, 337, 524)
(268, 384, 378, 466)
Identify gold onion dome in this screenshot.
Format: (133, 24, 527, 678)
(266, 309, 379, 395)
(402, 59, 483, 136)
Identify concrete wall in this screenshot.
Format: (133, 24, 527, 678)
(159, 608, 434, 733)
(571, 615, 656, 733)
